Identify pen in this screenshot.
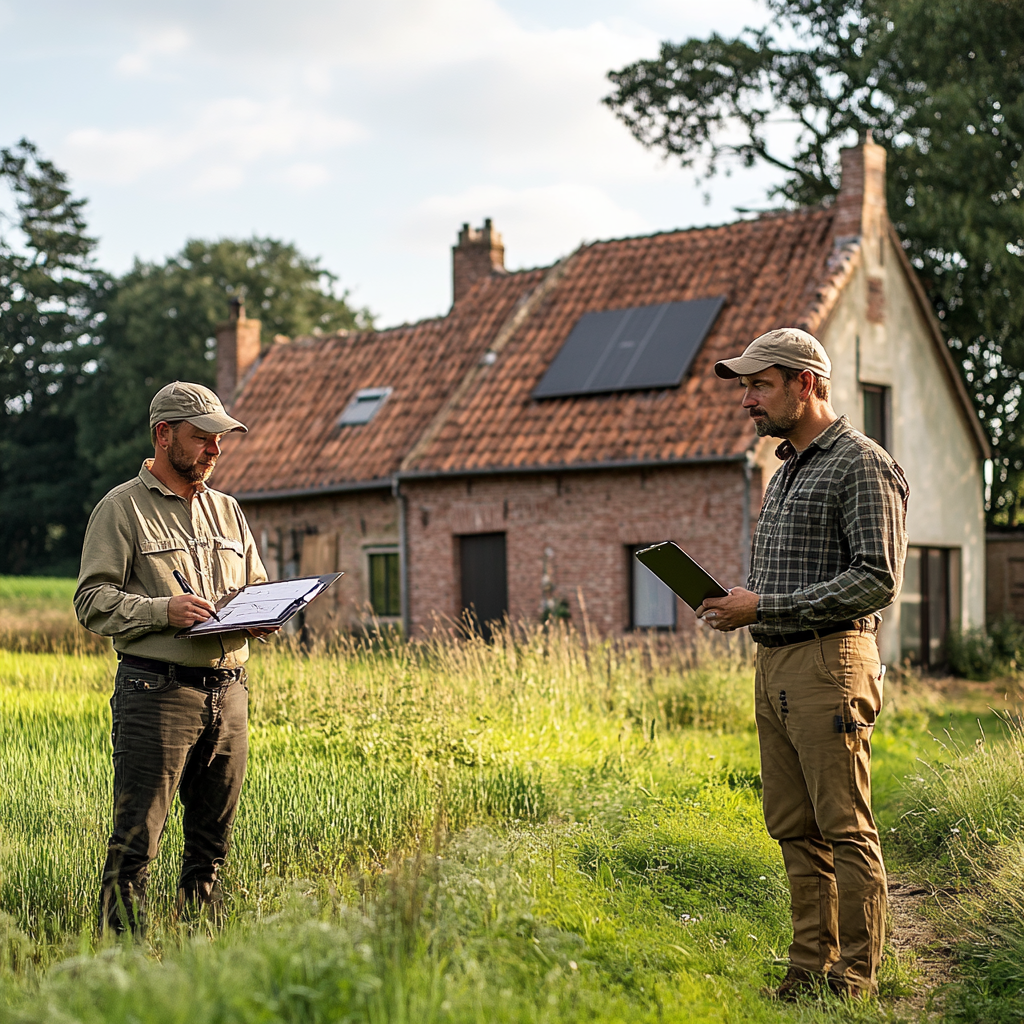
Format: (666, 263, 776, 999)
(172, 569, 222, 622)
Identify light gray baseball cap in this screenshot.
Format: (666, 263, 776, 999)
(714, 328, 831, 380)
(149, 381, 248, 434)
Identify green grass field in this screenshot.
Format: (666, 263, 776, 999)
(0, 578, 1022, 1022)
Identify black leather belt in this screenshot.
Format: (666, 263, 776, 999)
(757, 619, 877, 649)
(119, 654, 241, 689)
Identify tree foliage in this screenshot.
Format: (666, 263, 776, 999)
(77, 238, 373, 505)
(0, 139, 107, 574)
(606, 0, 1024, 521)
(0, 140, 374, 573)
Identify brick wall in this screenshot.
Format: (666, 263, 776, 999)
(402, 463, 754, 636)
(236, 462, 758, 638)
(240, 486, 398, 632)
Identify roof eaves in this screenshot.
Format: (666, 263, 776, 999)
(396, 451, 748, 482)
(229, 478, 393, 503)
(797, 238, 862, 336)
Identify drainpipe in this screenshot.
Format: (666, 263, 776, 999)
(392, 476, 410, 637)
(741, 453, 755, 585)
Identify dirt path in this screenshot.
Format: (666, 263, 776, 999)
(888, 878, 956, 1020)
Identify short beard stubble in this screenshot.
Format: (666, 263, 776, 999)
(168, 434, 216, 484)
(752, 381, 805, 438)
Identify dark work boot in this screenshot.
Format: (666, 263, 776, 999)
(176, 877, 226, 927)
(99, 876, 147, 936)
(826, 973, 873, 1000)
(766, 966, 820, 1002)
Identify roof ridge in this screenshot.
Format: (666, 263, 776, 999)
(400, 249, 581, 473)
(581, 204, 830, 250)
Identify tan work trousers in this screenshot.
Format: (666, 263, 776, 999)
(755, 631, 886, 994)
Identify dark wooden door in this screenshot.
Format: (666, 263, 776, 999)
(459, 533, 508, 638)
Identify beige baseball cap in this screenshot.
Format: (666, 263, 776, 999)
(714, 328, 831, 380)
(149, 381, 247, 434)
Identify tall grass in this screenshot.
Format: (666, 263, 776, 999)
(888, 712, 1024, 1022)
(0, 625, 755, 941)
(0, 619, 965, 1022)
(892, 713, 1024, 868)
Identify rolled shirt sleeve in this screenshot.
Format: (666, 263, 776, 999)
(74, 497, 173, 640)
(756, 449, 908, 627)
(747, 417, 910, 640)
(74, 462, 267, 668)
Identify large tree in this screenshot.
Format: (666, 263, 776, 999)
(0, 139, 107, 575)
(76, 238, 373, 506)
(605, 0, 1024, 522)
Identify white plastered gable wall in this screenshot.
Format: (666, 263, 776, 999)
(748, 137, 987, 666)
(821, 217, 986, 667)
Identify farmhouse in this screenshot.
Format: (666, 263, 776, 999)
(212, 135, 988, 668)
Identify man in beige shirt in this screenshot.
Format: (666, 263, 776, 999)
(75, 381, 268, 933)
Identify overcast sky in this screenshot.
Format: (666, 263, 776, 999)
(1, 0, 785, 327)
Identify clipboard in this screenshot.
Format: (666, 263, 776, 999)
(175, 573, 343, 638)
(634, 542, 728, 611)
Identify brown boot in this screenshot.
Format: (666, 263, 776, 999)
(826, 973, 873, 1000)
(766, 966, 819, 1002)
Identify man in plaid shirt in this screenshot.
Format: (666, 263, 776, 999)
(697, 328, 908, 1002)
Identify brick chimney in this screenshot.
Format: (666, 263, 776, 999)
(216, 297, 262, 408)
(452, 218, 505, 305)
(833, 130, 888, 250)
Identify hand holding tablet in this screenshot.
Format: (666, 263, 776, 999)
(634, 542, 760, 631)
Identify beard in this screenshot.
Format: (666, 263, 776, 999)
(751, 385, 804, 437)
(168, 436, 217, 484)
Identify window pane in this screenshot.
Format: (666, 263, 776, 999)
(633, 555, 676, 629)
(386, 553, 400, 617)
(948, 548, 962, 630)
(863, 386, 888, 449)
(900, 547, 922, 664)
(370, 552, 400, 616)
(927, 548, 948, 666)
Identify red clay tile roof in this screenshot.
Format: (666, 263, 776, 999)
(215, 267, 547, 497)
(215, 204, 896, 496)
(405, 207, 838, 474)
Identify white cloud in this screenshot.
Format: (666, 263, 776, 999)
(10, 0, 789, 323)
(191, 163, 244, 192)
(115, 26, 190, 77)
(277, 162, 330, 189)
(64, 128, 169, 184)
(404, 182, 651, 268)
(64, 99, 363, 186)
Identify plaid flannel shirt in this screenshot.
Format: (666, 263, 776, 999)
(748, 416, 909, 642)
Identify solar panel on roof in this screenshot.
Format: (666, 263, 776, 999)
(531, 297, 725, 399)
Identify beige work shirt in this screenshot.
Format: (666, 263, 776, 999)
(74, 461, 267, 668)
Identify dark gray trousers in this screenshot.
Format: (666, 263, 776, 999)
(100, 662, 248, 933)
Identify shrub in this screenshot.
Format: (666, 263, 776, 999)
(946, 618, 1024, 680)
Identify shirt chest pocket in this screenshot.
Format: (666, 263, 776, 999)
(781, 496, 833, 541)
(138, 537, 191, 595)
(140, 537, 189, 561)
(212, 535, 246, 591)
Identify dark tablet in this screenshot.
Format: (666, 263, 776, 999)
(634, 541, 729, 611)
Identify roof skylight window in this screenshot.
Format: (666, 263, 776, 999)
(532, 297, 725, 399)
(338, 387, 392, 426)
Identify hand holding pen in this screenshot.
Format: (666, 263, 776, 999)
(169, 569, 271, 642)
(168, 569, 222, 628)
